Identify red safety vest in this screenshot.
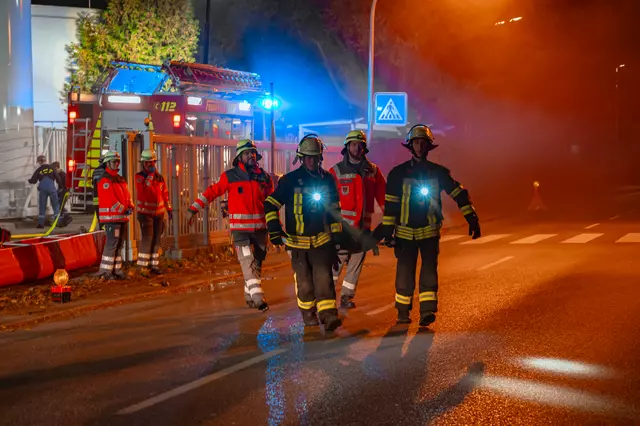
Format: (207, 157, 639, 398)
(189, 163, 274, 231)
(135, 171, 171, 216)
(98, 168, 133, 223)
(329, 159, 386, 230)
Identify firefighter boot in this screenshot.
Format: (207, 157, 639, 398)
(245, 294, 257, 309)
(320, 311, 342, 332)
(301, 309, 320, 327)
(397, 310, 411, 325)
(419, 311, 436, 327)
(340, 294, 356, 309)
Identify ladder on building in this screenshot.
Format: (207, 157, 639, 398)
(69, 118, 93, 212)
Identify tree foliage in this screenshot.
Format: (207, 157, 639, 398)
(62, 0, 200, 101)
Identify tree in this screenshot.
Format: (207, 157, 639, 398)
(61, 0, 200, 101)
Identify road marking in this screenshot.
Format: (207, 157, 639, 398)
(510, 234, 557, 244)
(477, 256, 514, 271)
(460, 234, 511, 245)
(366, 303, 395, 316)
(616, 233, 640, 243)
(561, 233, 603, 244)
(441, 234, 465, 242)
(117, 349, 287, 415)
(610, 215, 620, 220)
(584, 223, 600, 230)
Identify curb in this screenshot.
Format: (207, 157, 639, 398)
(0, 261, 291, 332)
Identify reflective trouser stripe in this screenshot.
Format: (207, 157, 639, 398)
(245, 278, 264, 296)
(150, 253, 160, 267)
(342, 281, 356, 290)
(419, 291, 437, 302)
(395, 294, 411, 305)
(317, 299, 337, 312)
(297, 298, 316, 310)
(137, 252, 150, 267)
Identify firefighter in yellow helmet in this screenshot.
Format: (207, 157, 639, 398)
(264, 134, 345, 331)
(135, 149, 172, 274)
(374, 125, 481, 327)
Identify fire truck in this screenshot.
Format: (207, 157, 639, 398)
(66, 60, 265, 212)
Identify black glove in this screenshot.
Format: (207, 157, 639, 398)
(373, 223, 394, 242)
(269, 229, 287, 246)
(360, 229, 379, 252)
(467, 215, 481, 240)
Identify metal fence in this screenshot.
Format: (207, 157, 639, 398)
(127, 134, 343, 257)
(34, 124, 67, 165)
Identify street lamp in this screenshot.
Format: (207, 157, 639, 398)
(366, 0, 379, 145)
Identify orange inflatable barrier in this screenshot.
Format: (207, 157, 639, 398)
(0, 231, 105, 288)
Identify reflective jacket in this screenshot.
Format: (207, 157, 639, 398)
(98, 168, 134, 223)
(135, 171, 171, 216)
(92, 163, 107, 206)
(189, 163, 273, 231)
(264, 166, 342, 250)
(329, 157, 386, 230)
(381, 159, 476, 241)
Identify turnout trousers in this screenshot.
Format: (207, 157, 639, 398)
(291, 244, 338, 321)
(333, 249, 366, 299)
(99, 222, 127, 277)
(233, 230, 268, 306)
(394, 237, 439, 315)
(136, 215, 165, 271)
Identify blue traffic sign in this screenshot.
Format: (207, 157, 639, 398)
(374, 92, 408, 126)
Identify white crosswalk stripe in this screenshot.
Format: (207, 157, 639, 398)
(460, 234, 511, 245)
(510, 234, 558, 244)
(561, 233, 604, 244)
(615, 233, 640, 243)
(441, 234, 466, 242)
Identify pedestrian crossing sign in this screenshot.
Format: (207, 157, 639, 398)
(375, 92, 408, 126)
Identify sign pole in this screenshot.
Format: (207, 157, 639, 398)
(269, 82, 276, 174)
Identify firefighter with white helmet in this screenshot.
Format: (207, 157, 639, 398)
(135, 149, 172, 274)
(264, 134, 345, 331)
(329, 130, 386, 309)
(374, 124, 481, 327)
(188, 139, 274, 312)
(97, 151, 134, 279)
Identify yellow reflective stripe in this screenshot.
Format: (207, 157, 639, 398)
(265, 211, 279, 222)
(427, 214, 437, 226)
(330, 222, 342, 233)
(395, 225, 440, 241)
(265, 196, 282, 209)
(400, 183, 411, 225)
(385, 194, 400, 203)
(297, 298, 316, 310)
(419, 291, 438, 302)
(395, 294, 411, 305)
(460, 205, 475, 216)
(317, 299, 337, 312)
(382, 216, 396, 226)
(314, 233, 331, 247)
(450, 186, 464, 198)
(285, 232, 332, 249)
(294, 193, 304, 234)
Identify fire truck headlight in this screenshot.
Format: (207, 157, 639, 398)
(420, 187, 429, 196)
(312, 193, 322, 201)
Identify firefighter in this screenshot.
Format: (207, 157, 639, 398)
(28, 155, 60, 228)
(375, 125, 481, 327)
(329, 130, 386, 309)
(135, 149, 172, 274)
(97, 151, 134, 280)
(92, 155, 107, 226)
(264, 134, 344, 331)
(188, 139, 273, 312)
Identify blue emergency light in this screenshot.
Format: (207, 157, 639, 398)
(312, 193, 322, 201)
(420, 187, 429, 196)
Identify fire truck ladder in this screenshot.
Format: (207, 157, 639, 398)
(70, 118, 93, 212)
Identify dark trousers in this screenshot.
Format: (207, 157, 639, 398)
(137, 215, 165, 270)
(232, 230, 268, 305)
(394, 237, 439, 314)
(99, 222, 127, 275)
(291, 244, 338, 320)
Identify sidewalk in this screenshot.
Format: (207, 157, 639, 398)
(0, 250, 292, 332)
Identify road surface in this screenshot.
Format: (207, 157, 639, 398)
(1, 200, 639, 425)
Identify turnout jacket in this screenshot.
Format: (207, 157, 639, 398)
(381, 159, 476, 241)
(264, 166, 343, 250)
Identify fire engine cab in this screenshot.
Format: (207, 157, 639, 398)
(66, 60, 265, 212)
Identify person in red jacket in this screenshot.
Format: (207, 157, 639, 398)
(188, 139, 274, 312)
(97, 151, 134, 280)
(329, 130, 386, 309)
(135, 149, 172, 274)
